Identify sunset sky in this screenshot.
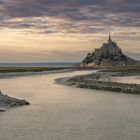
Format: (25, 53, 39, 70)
(0, 0, 140, 62)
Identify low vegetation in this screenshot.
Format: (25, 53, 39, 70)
(0, 66, 100, 73)
(0, 67, 71, 73)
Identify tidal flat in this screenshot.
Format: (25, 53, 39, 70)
(0, 92, 29, 112)
(56, 66, 140, 94)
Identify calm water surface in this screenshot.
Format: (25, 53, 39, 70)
(0, 70, 140, 140)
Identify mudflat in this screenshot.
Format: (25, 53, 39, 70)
(0, 92, 29, 112)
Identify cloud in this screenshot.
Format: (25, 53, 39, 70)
(0, 0, 140, 49)
(0, 0, 139, 32)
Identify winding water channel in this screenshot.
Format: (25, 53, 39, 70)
(0, 70, 140, 140)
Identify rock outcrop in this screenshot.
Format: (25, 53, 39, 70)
(80, 34, 140, 67)
(0, 91, 30, 112)
(65, 73, 140, 94)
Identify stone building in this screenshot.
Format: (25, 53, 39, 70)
(80, 34, 139, 67)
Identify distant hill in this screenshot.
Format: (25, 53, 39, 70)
(80, 34, 140, 67)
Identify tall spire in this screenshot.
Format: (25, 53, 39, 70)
(109, 33, 111, 41)
(108, 32, 113, 47)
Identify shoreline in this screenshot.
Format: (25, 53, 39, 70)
(0, 67, 94, 112)
(0, 69, 75, 79)
(0, 92, 30, 112)
(0, 66, 97, 73)
(0, 67, 97, 79)
(56, 72, 140, 94)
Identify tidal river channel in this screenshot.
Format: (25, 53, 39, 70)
(0, 70, 140, 140)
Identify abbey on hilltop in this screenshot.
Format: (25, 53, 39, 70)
(80, 34, 140, 67)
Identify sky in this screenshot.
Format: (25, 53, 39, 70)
(0, 0, 140, 62)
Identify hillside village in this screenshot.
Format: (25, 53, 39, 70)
(80, 34, 140, 67)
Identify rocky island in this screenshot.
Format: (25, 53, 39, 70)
(0, 91, 30, 112)
(80, 34, 140, 67)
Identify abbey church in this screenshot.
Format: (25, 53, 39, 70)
(80, 34, 139, 67)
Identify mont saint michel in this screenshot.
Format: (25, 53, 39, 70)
(0, 0, 140, 140)
(80, 34, 140, 67)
